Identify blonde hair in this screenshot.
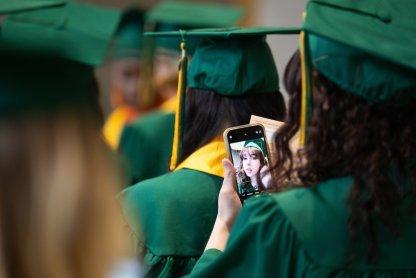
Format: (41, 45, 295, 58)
(0, 108, 127, 278)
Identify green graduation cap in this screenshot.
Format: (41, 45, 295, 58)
(0, 2, 121, 113)
(111, 9, 145, 59)
(298, 0, 416, 145)
(244, 139, 267, 157)
(146, 26, 301, 170)
(146, 1, 244, 51)
(0, 1, 121, 66)
(0, 0, 66, 14)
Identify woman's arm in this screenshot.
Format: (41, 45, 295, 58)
(205, 159, 242, 251)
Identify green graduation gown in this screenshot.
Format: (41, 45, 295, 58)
(119, 111, 174, 185)
(189, 177, 416, 277)
(121, 140, 227, 277)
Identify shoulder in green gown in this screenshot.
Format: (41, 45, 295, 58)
(190, 177, 416, 277)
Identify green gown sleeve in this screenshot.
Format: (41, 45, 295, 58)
(188, 194, 318, 277)
(189, 183, 416, 277)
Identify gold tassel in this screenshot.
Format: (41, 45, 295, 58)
(299, 30, 308, 146)
(170, 40, 187, 170)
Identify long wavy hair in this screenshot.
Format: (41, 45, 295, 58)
(273, 50, 416, 262)
(238, 147, 267, 191)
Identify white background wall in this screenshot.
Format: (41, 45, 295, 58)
(256, 0, 307, 99)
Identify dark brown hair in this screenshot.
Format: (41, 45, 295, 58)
(274, 50, 416, 262)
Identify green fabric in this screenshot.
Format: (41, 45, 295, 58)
(111, 9, 145, 59)
(189, 177, 416, 277)
(309, 35, 416, 103)
(146, 27, 301, 96)
(0, 0, 65, 14)
(304, 0, 416, 71)
(146, 26, 302, 38)
(304, 0, 416, 101)
(188, 37, 278, 96)
(146, 1, 243, 29)
(237, 182, 255, 196)
(1, 1, 121, 66)
(146, 1, 244, 53)
(118, 111, 174, 185)
(121, 168, 223, 277)
(0, 54, 94, 113)
(244, 138, 266, 156)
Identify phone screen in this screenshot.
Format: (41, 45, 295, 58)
(225, 125, 271, 201)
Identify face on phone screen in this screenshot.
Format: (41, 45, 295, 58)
(226, 125, 271, 201)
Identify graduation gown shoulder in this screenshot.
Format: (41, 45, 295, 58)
(190, 177, 416, 277)
(119, 111, 174, 185)
(121, 168, 223, 277)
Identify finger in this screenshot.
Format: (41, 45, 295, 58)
(222, 158, 236, 190)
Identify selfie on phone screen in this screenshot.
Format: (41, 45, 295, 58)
(225, 125, 272, 200)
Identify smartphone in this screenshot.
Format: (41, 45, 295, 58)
(223, 124, 272, 202)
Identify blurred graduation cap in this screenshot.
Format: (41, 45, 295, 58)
(0, 0, 65, 14)
(146, 26, 301, 170)
(0, 2, 121, 114)
(1, 1, 121, 66)
(299, 0, 416, 145)
(111, 8, 145, 59)
(145, 1, 244, 52)
(138, 1, 245, 109)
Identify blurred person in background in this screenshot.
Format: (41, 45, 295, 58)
(103, 8, 156, 150)
(0, 2, 134, 277)
(118, 1, 244, 185)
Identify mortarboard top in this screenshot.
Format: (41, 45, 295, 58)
(146, 1, 244, 28)
(304, 0, 416, 72)
(145, 1, 244, 52)
(147, 26, 303, 38)
(298, 0, 416, 145)
(146, 26, 301, 170)
(0, 0, 65, 14)
(1, 1, 121, 66)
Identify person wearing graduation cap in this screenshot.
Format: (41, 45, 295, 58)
(0, 2, 130, 277)
(103, 8, 160, 150)
(187, 1, 416, 277)
(118, 1, 244, 185)
(120, 27, 293, 277)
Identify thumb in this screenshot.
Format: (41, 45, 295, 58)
(222, 158, 236, 190)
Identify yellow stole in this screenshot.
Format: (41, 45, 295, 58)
(103, 106, 135, 149)
(159, 96, 177, 113)
(174, 139, 226, 178)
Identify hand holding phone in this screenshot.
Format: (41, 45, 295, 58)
(223, 124, 272, 202)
